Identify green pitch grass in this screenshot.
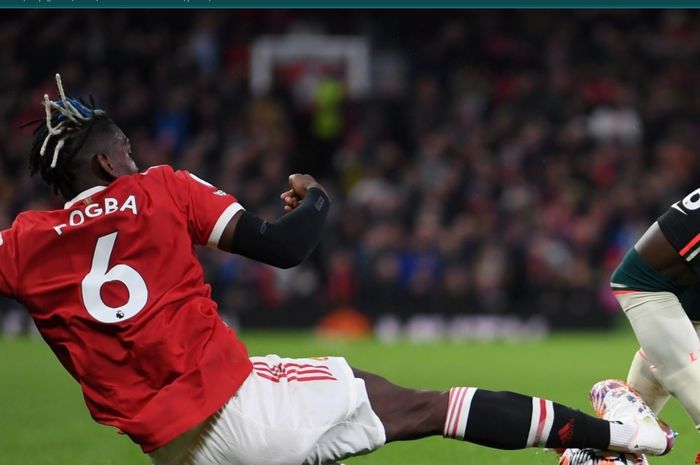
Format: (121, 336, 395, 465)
(0, 327, 694, 465)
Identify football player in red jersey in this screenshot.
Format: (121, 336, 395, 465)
(0, 75, 675, 465)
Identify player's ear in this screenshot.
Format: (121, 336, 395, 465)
(94, 152, 118, 180)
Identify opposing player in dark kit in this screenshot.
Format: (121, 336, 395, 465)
(559, 189, 700, 464)
(0, 75, 674, 465)
(606, 187, 700, 431)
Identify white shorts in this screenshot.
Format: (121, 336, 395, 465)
(149, 355, 386, 465)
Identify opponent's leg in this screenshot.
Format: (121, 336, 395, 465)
(352, 368, 672, 455)
(618, 290, 700, 428)
(626, 349, 670, 414)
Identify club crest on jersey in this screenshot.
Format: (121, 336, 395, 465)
(54, 195, 138, 236)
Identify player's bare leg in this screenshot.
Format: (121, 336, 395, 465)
(352, 368, 674, 456)
(352, 369, 448, 440)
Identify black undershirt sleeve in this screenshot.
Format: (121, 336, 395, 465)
(658, 189, 700, 273)
(229, 188, 330, 269)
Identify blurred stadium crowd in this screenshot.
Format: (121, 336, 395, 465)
(1, 10, 699, 333)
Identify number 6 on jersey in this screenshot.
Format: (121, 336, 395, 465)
(81, 232, 148, 323)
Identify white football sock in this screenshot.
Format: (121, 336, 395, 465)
(608, 421, 638, 450)
(626, 349, 670, 414)
(618, 291, 700, 428)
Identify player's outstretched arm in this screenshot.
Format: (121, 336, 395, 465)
(218, 174, 330, 269)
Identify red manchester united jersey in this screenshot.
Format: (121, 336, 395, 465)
(0, 165, 253, 452)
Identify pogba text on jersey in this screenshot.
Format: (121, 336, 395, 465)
(54, 195, 138, 236)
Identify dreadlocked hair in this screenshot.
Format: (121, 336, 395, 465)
(27, 73, 109, 198)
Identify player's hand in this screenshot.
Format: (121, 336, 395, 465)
(280, 174, 327, 212)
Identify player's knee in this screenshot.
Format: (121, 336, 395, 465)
(661, 361, 700, 427)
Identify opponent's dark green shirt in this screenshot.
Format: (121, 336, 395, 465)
(610, 187, 700, 320)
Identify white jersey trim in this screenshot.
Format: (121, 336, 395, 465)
(139, 165, 166, 176)
(687, 246, 700, 262)
(189, 172, 214, 187)
(207, 202, 245, 248)
(64, 186, 107, 209)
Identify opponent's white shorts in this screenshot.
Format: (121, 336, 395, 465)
(149, 355, 386, 465)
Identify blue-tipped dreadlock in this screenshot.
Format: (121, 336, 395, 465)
(53, 97, 96, 122)
(28, 74, 112, 198)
